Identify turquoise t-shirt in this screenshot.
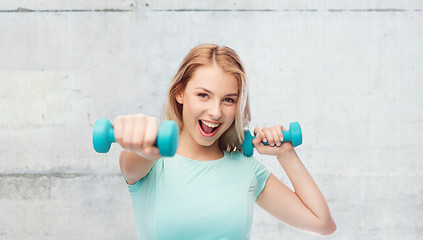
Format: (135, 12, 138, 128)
(127, 151, 271, 240)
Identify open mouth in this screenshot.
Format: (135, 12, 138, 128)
(198, 120, 221, 137)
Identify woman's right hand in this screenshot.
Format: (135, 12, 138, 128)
(113, 114, 161, 161)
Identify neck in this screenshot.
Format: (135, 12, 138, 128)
(176, 128, 224, 161)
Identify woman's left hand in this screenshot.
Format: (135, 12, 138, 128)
(252, 124, 295, 157)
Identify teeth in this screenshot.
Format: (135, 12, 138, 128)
(201, 120, 219, 128)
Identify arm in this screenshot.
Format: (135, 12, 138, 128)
(256, 153, 336, 235)
(114, 114, 162, 185)
(253, 125, 336, 235)
(119, 151, 157, 185)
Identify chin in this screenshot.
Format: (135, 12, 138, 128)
(196, 135, 220, 147)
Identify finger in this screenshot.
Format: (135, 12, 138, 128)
(254, 127, 268, 145)
(142, 118, 159, 150)
(253, 127, 261, 137)
(254, 130, 271, 154)
(131, 117, 146, 152)
(253, 128, 268, 146)
(277, 125, 284, 144)
(262, 127, 274, 146)
(261, 129, 268, 144)
(270, 125, 283, 147)
(113, 116, 124, 146)
(122, 116, 135, 151)
(259, 129, 266, 145)
(253, 127, 262, 145)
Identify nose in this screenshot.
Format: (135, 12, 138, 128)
(208, 101, 223, 120)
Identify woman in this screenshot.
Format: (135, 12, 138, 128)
(114, 44, 336, 239)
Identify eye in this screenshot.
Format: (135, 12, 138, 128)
(223, 98, 235, 103)
(198, 93, 208, 99)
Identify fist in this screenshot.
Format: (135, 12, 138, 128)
(252, 124, 294, 157)
(113, 114, 161, 160)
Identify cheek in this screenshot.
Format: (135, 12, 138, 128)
(223, 106, 237, 122)
(182, 96, 202, 118)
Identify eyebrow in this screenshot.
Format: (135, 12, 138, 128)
(195, 87, 238, 97)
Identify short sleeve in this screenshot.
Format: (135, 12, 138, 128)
(245, 155, 271, 201)
(126, 158, 163, 194)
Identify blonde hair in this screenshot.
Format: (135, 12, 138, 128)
(163, 44, 251, 152)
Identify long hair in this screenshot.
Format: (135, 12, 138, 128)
(163, 44, 251, 152)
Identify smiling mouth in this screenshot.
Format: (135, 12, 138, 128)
(198, 120, 221, 137)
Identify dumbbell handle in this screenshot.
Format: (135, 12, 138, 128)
(258, 129, 295, 146)
(93, 119, 179, 157)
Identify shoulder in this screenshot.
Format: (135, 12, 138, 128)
(224, 151, 260, 169)
(224, 150, 244, 159)
(225, 150, 260, 161)
(224, 150, 251, 163)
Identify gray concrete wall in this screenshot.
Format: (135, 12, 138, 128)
(1, 1, 422, 239)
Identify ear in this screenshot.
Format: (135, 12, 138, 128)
(175, 92, 184, 104)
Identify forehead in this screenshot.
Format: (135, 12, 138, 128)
(187, 65, 239, 93)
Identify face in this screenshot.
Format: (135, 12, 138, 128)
(176, 64, 239, 149)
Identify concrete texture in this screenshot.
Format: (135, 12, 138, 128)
(1, 1, 422, 239)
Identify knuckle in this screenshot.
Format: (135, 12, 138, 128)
(117, 115, 131, 125)
(114, 116, 123, 123)
(143, 138, 154, 147)
(128, 114, 136, 122)
(115, 135, 123, 143)
(253, 128, 261, 136)
(135, 114, 146, 121)
(133, 140, 143, 148)
(147, 116, 158, 125)
(122, 138, 132, 148)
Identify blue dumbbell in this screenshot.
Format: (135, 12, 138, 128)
(242, 122, 302, 157)
(92, 119, 179, 157)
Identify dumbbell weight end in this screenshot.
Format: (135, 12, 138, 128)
(93, 119, 115, 153)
